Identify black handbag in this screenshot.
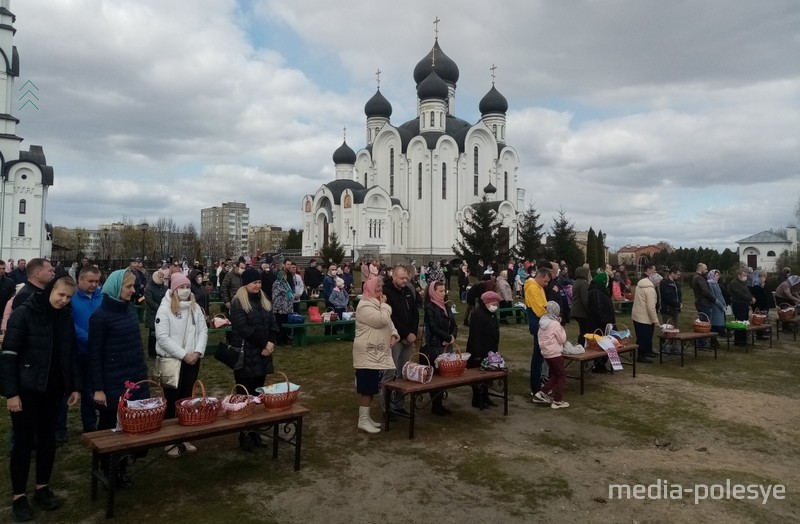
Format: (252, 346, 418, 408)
(215, 336, 244, 371)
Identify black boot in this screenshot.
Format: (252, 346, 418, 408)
(471, 386, 482, 409)
(431, 393, 452, 416)
(238, 431, 254, 452)
(481, 385, 496, 407)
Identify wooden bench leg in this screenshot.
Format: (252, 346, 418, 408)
(106, 452, 119, 519)
(409, 393, 419, 439)
(294, 417, 303, 471)
(579, 360, 585, 395)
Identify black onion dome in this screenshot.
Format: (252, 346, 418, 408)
(417, 70, 448, 100)
(364, 89, 392, 118)
(332, 140, 356, 165)
(413, 39, 459, 86)
(483, 182, 497, 194)
(479, 84, 508, 115)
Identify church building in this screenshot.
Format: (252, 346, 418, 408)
(301, 31, 524, 262)
(0, 1, 54, 261)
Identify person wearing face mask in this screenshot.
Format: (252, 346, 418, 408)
(155, 273, 208, 457)
(88, 269, 150, 487)
(466, 291, 501, 409)
(189, 269, 209, 322)
(1, 275, 81, 521)
(728, 268, 756, 347)
(221, 260, 245, 311)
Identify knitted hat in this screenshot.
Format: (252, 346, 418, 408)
(241, 267, 261, 286)
(336, 277, 345, 287)
(480, 291, 501, 306)
(152, 271, 165, 285)
(170, 273, 190, 291)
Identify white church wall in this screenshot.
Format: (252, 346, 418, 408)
(463, 127, 497, 203)
(372, 128, 402, 197)
(2, 163, 47, 259)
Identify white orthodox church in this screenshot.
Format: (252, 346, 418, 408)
(301, 34, 524, 261)
(0, 1, 53, 261)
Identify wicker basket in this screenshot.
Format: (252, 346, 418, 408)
(692, 312, 712, 333)
(436, 344, 467, 377)
(258, 372, 300, 413)
(222, 384, 257, 420)
(662, 326, 681, 338)
(176, 380, 221, 426)
(584, 329, 605, 351)
(778, 304, 796, 321)
(610, 322, 632, 345)
(118, 380, 167, 435)
(750, 308, 766, 326)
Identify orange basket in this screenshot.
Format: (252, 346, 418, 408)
(258, 372, 300, 413)
(692, 312, 712, 333)
(778, 304, 796, 321)
(176, 380, 221, 426)
(750, 308, 766, 326)
(118, 380, 166, 435)
(583, 329, 605, 351)
(222, 384, 257, 420)
(436, 344, 467, 378)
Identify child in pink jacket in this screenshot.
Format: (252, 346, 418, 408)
(534, 301, 569, 409)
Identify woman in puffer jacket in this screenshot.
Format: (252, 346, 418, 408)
(533, 301, 569, 409)
(155, 273, 208, 457)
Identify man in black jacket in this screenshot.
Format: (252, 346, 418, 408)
(303, 259, 323, 296)
(380, 265, 419, 416)
(12, 258, 55, 310)
(0, 259, 16, 314)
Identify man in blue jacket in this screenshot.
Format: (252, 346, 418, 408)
(69, 266, 103, 433)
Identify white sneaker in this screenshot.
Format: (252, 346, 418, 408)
(551, 401, 570, 409)
(531, 391, 552, 404)
(166, 445, 182, 458)
(183, 441, 197, 454)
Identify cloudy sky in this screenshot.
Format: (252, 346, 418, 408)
(11, 0, 800, 251)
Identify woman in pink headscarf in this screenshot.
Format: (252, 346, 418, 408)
(351, 276, 398, 434)
(423, 280, 457, 416)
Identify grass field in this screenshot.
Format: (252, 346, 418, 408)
(1, 285, 798, 523)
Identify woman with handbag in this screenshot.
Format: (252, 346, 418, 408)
(424, 280, 457, 416)
(2, 275, 81, 521)
(352, 275, 398, 434)
(88, 269, 149, 488)
(230, 268, 279, 450)
(271, 270, 294, 345)
(154, 273, 208, 458)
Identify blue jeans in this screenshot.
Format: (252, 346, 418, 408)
(527, 309, 544, 392)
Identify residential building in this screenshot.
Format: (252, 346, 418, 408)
(201, 202, 249, 257)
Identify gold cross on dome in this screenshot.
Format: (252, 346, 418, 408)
(375, 68, 381, 89)
(490, 64, 497, 83)
(433, 16, 440, 38)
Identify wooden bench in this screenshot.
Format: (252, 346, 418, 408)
(613, 299, 633, 314)
(562, 344, 638, 395)
(493, 306, 527, 324)
(775, 317, 800, 341)
(383, 368, 509, 439)
(724, 323, 772, 351)
(281, 319, 356, 347)
(657, 331, 720, 366)
(82, 404, 310, 518)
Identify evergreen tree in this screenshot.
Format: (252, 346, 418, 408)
(586, 227, 598, 271)
(549, 210, 585, 270)
(514, 202, 544, 262)
(284, 228, 303, 250)
(453, 196, 503, 271)
(595, 229, 606, 270)
(319, 231, 345, 264)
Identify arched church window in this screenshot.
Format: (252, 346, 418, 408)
(501, 125, 505, 140)
(389, 148, 395, 196)
(19, 199, 26, 214)
(430, 111, 435, 127)
(473, 146, 479, 196)
(504, 172, 508, 201)
(439, 113, 443, 127)
(767, 250, 776, 256)
(418, 163, 423, 200)
(442, 163, 447, 199)
(364, 172, 368, 187)
(18, 222, 24, 237)
(493, 124, 497, 137)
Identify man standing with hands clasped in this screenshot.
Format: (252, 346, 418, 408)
(381, 265, 419, 418)
(631, 264, 660, 363)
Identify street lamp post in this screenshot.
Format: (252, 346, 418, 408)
(139, 222, 149, 263)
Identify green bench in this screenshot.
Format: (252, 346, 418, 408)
(493, 306, 527, 324)
(281, 320, 356, 347)
(614, 300, 633, 314)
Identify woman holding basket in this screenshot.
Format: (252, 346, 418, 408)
(229, 268, 279, 450)
(155, 273, 208, 457)
(424, 280, 457, 416)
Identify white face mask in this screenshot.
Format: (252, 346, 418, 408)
(487, 305, 499, 313)
(176, 288, 191, 301)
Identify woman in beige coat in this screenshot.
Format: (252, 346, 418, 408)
(631, 264, 660, 363)
(352, 276, 399, 434)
